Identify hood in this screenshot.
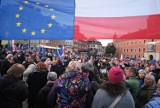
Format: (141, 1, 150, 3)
(100, 81, 126, 96)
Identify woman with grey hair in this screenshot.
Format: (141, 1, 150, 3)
(136, 74, 156, 108)
(0, 64, 28, 108)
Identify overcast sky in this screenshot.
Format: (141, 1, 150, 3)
(98, 39, 113, 46)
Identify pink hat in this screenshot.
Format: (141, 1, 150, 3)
(108, 66, 124, 84)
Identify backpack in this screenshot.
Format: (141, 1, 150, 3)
(145, 97, 160, 108)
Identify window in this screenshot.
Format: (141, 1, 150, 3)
(139, 48, 141, 52)
(134, 48, 136, 52)
(144, 40, 146, 43)
(124, 49, 125, 52)
(151, 39, 154, 42)
(143, 48, 145, 52)
(131, 49, 133, 52)
(127, 49, 128, 52)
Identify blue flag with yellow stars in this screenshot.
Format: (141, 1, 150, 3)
(0, 0, 75, 40)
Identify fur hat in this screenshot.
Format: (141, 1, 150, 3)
(108, 66, 124, 84)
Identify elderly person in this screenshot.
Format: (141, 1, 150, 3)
(48, 61, 91, 108)
(27, 62, 48, 108)
(35, 72, 57, 108)
(136, 75, 156, 108)
(0, 64, 28, 108)
(145, 79, 160, 108)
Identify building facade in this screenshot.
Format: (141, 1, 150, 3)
(88, 40, 105, 55)
(114, 39, 160, 60)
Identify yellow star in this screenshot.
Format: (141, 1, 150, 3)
(15, 14, 20, 18)
(45, 5, 49, 8)
(22, 28, 27, 33)
(19, 6, 23, 11)
(51, 15, 56, 20)
(41, 29, 46, 34)
(50, 8, 54, 11)
(48, 23, 53, 28)
(16, 22, 21, 27)
(31, 31, 36, 36)
(24, 1, 28, 4)
(36, 2, 40, 5)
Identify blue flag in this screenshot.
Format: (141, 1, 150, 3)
(0, 0, 75, 40)
(36, 46, 41, 53)
(59, 45, 63, 55)
(54, 47, 59, 58)
(41, 46, 45, 55)
(7, 40, 11, 50)
(133, 55, 136, 61)
(23, 43, 29, 50)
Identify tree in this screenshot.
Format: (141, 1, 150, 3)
(105, 43, 116, 55)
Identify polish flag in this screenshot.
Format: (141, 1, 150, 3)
(12, 40, 16, 52)
(74, 0, 160, 39)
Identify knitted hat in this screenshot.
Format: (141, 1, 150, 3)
(47, 72, 57, 81)
(108, 66, 124, 84)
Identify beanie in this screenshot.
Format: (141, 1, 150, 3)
(108, 66, 124, 84)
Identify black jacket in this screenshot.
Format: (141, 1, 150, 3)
(0, 74, 28, 108)
(50, 64, 65, 77)
(35, 82, 54, 108)
(27, 71, 48, 108)
(0, 59, 13, 76)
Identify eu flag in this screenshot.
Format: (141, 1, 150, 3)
(0, 0, 75, 40)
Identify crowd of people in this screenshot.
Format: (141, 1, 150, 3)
(0, 49, 160, 108)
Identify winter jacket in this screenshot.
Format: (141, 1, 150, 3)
(50, 64, 65, 77)
(0, 74, 28, 108)
(35, 82, 54, 108)
(0, 59, 13, 76)
(137, 84, 156, 108)
(126, 76, 139, 101)
(23, 63, 36, 85)
(91, 88, 135, 108)
(145, 97, 160, 108)
(27, 70, 48, 108)
(48, 71, 93, 108)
